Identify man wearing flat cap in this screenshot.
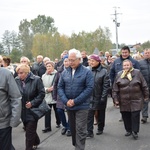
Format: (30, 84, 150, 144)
(86, 54, 110, 138)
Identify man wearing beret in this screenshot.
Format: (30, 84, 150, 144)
(87, 54, 110, 138)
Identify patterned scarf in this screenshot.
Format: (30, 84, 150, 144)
(120, 67, 134, 81)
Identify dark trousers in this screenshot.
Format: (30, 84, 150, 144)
(121, 110, 140, 133)
(142, 101, 149, 118)
(25, 121, 40, 150)
(68, 109, 88, 150)
(0, 127, 12, 150)
(57, 108, 70, 130)
(45, 104, 61, 129)
(87, 109, 106, 134)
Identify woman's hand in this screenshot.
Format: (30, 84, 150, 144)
(26, 101, 32, 109)
(114, 101, 119, 108)
(47, 86, 53, 92)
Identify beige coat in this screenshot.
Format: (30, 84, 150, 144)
(42, 70, 57, 104)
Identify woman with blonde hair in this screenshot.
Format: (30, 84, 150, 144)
(112, 59, 149, 140)
(15, 64, 45, 150)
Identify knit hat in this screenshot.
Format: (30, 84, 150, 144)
(89, 54, 101, 62)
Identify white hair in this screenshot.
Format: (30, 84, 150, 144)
(69, 48, 82, 59)
(43, 57, 50, 62)
(37, 55, 43, 59)
(20, 56, 30, 63)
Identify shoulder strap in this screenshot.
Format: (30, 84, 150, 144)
(51, 73, 56, 86)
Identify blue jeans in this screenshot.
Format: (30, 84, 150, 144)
(0, 126, 12, 150)
(57, 108, 70, 130)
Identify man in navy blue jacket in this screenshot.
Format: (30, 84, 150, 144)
(110, 46, 140, 85)
(58, 49, 94, 150)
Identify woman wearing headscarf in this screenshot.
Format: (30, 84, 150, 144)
(112, 59, 149, 140)
(15, 64, 45, 150)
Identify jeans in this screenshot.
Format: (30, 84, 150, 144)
(57, 108, 70, 130)
(0, 126, 12, 150)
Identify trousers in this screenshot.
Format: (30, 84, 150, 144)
(68, 109, 88, 150)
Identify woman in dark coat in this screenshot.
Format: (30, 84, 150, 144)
(15, 64, 45, 150)
(86, 54, 110, 138)
(112, 59, 149, 140)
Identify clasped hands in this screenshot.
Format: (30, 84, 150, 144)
(67, 99, 75, 107)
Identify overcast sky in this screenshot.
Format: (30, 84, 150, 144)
(0, 0, 150, 45)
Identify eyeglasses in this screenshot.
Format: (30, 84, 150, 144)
(68, 58, 78, 63)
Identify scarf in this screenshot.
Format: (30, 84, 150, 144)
(120, 67, 134, 81)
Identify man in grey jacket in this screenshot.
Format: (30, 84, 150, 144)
(0, 67, 22, 150)
(139, 48, 150, 123)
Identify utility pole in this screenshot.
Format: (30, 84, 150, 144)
(112, 7, 121, 51)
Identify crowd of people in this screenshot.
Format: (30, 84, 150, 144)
(0, 46, 150, 150)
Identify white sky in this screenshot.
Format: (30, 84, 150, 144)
(0, 0, 150, 45)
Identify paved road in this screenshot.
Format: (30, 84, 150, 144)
(12, 98, 150, 150)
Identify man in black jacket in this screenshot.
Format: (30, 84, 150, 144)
(139, 49, 150, 123)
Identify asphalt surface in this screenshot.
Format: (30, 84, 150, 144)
(12, 98, 150, 150)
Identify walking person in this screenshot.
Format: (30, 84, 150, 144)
(139, 48, 150, 123)
(15, 64, 45, 150)
(42, 61, 61, 133)
(86, 54, 110, 138)
(53, 58, 71, 136)
(0, 66, 22, 150)
(58, 49, 94, 150)
(112, 59, 149, 140)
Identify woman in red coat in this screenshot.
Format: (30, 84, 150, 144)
(112, 59, 149, 140)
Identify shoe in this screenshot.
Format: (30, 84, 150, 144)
(119, 118, 123, 122)
(56, 124, 61, 128)
(32, 145, 38, 149)
(94, 122, 97, 125)
(66, 130, 71, 136)
(42, 127, 51, 133)
(86, 133, 94, 138)
(96, 130, 103, 135)
(141, 117, 147, 124)
(132, 132, 138, 140)
(61, 128, 67, 135)
(125, 132, 132, 136)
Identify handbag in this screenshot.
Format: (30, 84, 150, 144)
(30, 99, 50, 120)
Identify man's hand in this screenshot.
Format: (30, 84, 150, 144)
(67, 99, 75, 107)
